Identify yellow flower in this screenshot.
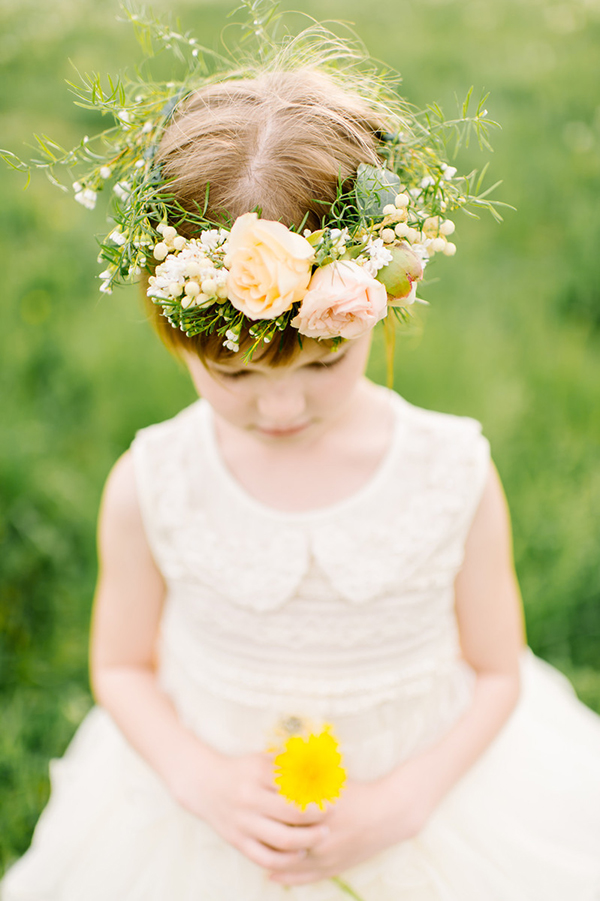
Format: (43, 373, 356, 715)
(225, 212, 314, 320)
(274, 728, 346, 810)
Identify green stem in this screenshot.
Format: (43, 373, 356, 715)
(331, 875, 365, 901)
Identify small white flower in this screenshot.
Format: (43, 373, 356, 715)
(381, 228, 396, 244)
(440, 219, 455, 235)
(429, 237, 447, 254)
(192, 49, 199, 58)
(134, 159, 145, 169)
(72, 181, 83, 193)
(99, 269, 113, 280)
(443, 242, 457, 256)
(74, 188, 97, 210)
(142, 121, 154, 134)
(113, 181, 132, 201)
(394, 193, 410, 208)
(443, 166, 457, 180)
(225, 329, 239, 341)
(162, 225, 178, 243)
(99, 280, 113, 294)
(331, 227, 349, 254)
(200, 229, 227, 251)
(420, 176, 435, 189)
(411, 243, 430, 263)
(118, 110, 130, 124)
(364, 237, 393, 273)
(109, 229, 127, 246)
(99, 166, 112, 179)
(201, 278, 217, 296)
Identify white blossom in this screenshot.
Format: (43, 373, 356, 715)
(74, 188, 97, 210)
(108, 229, 127, 246)
(200, 229, 228, 251)
(99, 166, 112, 179)
(113, 181, 132, 201)
(361, 237, 393, 276)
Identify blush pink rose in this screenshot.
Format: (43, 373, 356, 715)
(291, 260, 388, 340)
(226, 213, 314, 320)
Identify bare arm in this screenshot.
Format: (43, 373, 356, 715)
(272, 461, 526, 885)
(383, 460, 525, 813)
(90, 450, 220, 797)
(90, 451, 327, 868)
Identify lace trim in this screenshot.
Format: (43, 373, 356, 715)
(131, 394, 490, 611)
(159, 616, 464, 713)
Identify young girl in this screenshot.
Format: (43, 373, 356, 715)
(2, 22, 600, 901)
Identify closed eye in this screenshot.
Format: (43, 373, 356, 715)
(307, 352, 347, 370)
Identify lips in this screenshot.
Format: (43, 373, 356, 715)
(255, 421, 311, 438)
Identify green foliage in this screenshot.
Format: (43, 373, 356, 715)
(1, 0, 600, 873)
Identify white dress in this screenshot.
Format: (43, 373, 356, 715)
(3, 391, 600, 901)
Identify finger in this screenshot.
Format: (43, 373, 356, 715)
(240, 838, 307, 872)
(253, 818, 329, 853)
(263, 794, 328, 826)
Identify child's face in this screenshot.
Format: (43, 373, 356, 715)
(183, 334, 372, 442)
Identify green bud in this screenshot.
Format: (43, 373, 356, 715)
(376, 244, 423, 300)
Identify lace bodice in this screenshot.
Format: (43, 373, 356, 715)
(131, 390, 489, 722)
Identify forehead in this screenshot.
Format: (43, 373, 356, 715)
(212, 340, 341, 373)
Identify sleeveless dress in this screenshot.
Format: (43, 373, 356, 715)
(3, 390, 600, 901)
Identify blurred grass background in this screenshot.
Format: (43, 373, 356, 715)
(1, 0, 599, 872)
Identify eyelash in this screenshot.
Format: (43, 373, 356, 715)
(218, 355, 346, 379)
(308, 355, 346, 370)
(220, 370, 251, 380)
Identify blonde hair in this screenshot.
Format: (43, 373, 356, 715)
(147, 67, 390, 364)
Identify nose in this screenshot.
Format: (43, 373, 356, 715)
(256, 379, 306, 426)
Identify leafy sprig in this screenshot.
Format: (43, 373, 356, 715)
(0, 1, 509, 354)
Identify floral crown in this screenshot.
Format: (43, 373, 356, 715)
(2, 3, 506, 360)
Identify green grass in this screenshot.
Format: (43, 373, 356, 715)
(1, 0, 600, 873)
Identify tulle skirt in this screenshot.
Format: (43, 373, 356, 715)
(3, 652, 600, 901)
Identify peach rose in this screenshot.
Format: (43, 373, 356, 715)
(226, 213, 314, 320)
(291, 261, 388, 340)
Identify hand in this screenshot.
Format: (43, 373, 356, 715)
(172, 747, 330, 872)
(268, 771, 430, 886)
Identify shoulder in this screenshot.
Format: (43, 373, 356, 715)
(391, 392, 490, 472)
(464, 461, 513, 555)
(98, 399, 205, 547)
(99, 451, 146, 543)
(393, 392, 485, 442)
(131, 399, 204, 456)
